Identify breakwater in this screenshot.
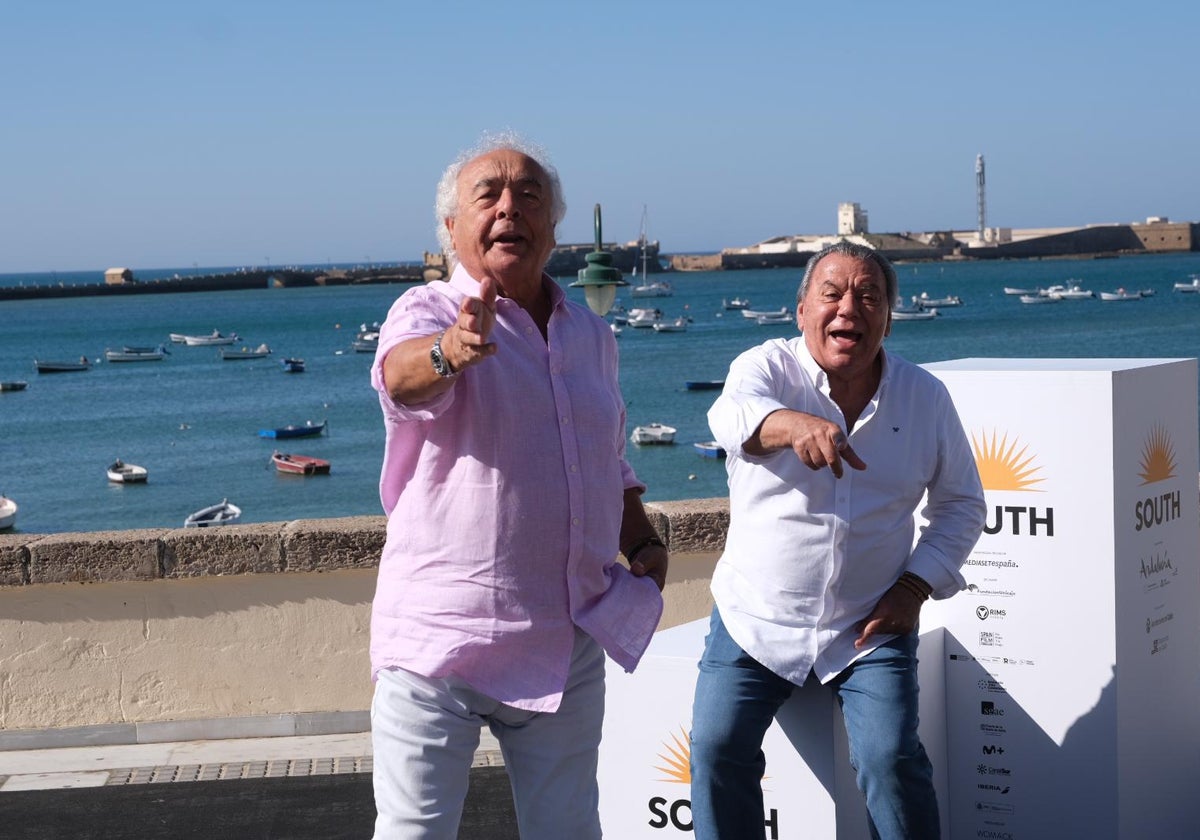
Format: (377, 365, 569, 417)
(0, 265, 430, 302)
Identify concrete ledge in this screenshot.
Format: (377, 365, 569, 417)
(0, 503, 721, 588)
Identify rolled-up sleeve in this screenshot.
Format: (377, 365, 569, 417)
(908, 385, 987, 598)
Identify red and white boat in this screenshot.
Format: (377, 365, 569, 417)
(271, 451, 330, 476)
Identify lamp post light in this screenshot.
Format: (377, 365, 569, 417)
(570, 203, 628, 317)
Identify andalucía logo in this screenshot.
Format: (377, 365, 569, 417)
(972, 430, 1054, 537)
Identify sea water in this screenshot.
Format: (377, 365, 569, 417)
(2, 252, 1200, 534)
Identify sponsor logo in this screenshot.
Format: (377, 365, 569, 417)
(980, 722, 1007, 735)
(976, 801, 1016, 815)
(1151, 636, 1170, 655)
(976, 764, 1012, 776)
(982, 744, 1005, 755)
(968, 583, 1017, 598)
(976, 605, 1007, 621)
(976, 830, 1016, 839)
(1147, 613, 1174, 634)
(979, 631, 1004, 647)
(1135, 491, 1181, 532)
(977, 782, 1010, 794)
(973, 431, 1054, 536)
(977, 678, 1006, 693)
(1139, 425, 1178, 485)
(973, 430, 1044, 492)
(1135, 427, 1182, 532)
(647, 727, 779, 836)
(981, 701, 1006, 717)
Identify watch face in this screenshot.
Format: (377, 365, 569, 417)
(431, 333, 454, 377)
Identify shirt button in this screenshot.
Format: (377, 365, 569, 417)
(570, 465, 578, 473)
(561, 416, 570, 424)
(525, 326, 534, 335)
(572, 517, 581, 526)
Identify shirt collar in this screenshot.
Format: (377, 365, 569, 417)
(446, 263, 565, 311)
(794, 337, 892, 403)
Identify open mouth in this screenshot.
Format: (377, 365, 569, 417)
(491, 231, 525, 246)
(830, 329, 862, 345)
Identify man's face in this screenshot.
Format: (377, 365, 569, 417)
(798, 253, 891, 382)
(446, 149, 556, 292)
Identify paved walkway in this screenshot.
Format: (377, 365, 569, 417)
(0, 731, 515, 839)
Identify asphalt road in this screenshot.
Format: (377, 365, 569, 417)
(0, 769, 519, 840)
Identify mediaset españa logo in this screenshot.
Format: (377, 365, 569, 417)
(972, 430, 1044, 492)
(1138, 424, 1177, 485)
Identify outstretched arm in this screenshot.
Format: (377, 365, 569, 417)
(382, 277, 499, 403)
(747, 409, 867, 479)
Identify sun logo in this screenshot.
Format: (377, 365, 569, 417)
(1139, 425, 1177, 485)
(655, 726, 691, 784)
(972, 430, 1044, 492)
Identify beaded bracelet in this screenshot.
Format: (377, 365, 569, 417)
(897, 572, 932, 601)
(625, 536, 666, 565)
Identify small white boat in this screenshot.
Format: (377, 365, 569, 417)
(742, 307, 789, 320)
(755, 312, 794, 325)
(1172, 278, 1200, 293)
(184, 499, 242, 528)
(107, 459, 148, 483)
(1020, 294, 1059, 304)
(105, 346, 167, 362)
(892, 307, 939, 321)
(1098, 289, 1142, 302)
(219, 343, 272, 360)
(723, 297, 751, 310)
(182, 330, 240, 346)
(626, 307, 662, 328)
(630, 423, 677, 445)
(1003, 287, 1038, 296)
(693, 440, 727, 459)
(0, 494, 17, 530)
(630, 281, 673, 298)
(1042, 283, 1093, 300)
(652, 317, 689, 333)
(34, 358, 92, 373)
(915, 292, 962, 307)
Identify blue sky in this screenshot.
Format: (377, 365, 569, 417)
(3, 0, 1197, 273)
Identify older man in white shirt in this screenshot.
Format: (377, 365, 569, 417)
(689, 241, 985, 840)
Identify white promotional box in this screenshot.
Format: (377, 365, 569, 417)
(599, 618, 948, 839)
(601, 357, 1200, 840)
(921, 358, 1200, 839)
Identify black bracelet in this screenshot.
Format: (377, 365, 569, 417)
(625, 536, 665, 565)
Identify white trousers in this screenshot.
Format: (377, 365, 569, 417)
(370, 628, 606, 840)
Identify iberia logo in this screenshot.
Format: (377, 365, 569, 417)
(655, 726, 691, 784)
(1139, 425, 1177, 485)
(972, 430, 1044, 492)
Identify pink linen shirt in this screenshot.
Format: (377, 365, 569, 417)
(369, 265, 663, 712)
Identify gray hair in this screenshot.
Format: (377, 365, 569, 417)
(797, 240, 897, 308)
(434, 130, 567, 263)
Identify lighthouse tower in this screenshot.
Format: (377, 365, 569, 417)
(975, 154, 986, 242)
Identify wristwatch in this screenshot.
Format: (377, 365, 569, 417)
(430, 330, 457, 378)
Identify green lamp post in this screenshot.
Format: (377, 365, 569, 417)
(570, 203, 628, 316)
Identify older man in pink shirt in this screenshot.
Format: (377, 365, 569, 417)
(368, 132, 668, 839)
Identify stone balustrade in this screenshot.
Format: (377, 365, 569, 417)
(0, 499, 727, 748)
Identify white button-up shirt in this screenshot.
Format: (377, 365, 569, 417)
(707, 337, 985, 685)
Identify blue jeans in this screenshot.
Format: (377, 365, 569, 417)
(689, 607, 938, 840)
